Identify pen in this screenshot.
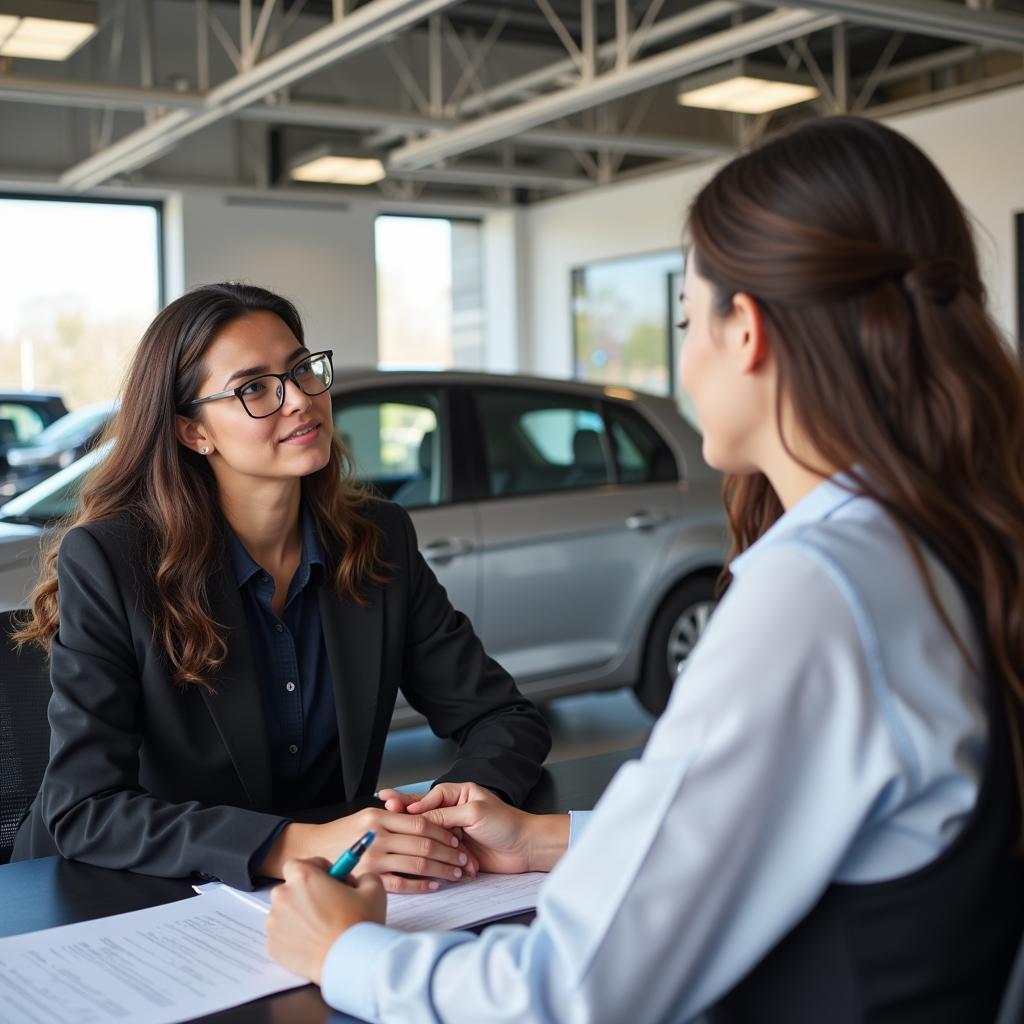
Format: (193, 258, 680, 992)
(328, 830, 376, 881)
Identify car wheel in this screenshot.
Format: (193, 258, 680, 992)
(636, 574, 719, 717)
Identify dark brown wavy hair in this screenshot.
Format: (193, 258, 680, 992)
(15, 282, 388, 688)
(688, 115, 1024, 807)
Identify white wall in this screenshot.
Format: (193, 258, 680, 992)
(178, 191, 379, 365)
(523, 83, 1024, 378)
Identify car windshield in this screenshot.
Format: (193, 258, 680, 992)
(24, 403, 114, 447)
(0, 441, 110, 524)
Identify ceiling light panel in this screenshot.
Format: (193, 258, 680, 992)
(0, 1, 97, 60)
(290, 155, 386, 186)
(677, 75, 819, 114)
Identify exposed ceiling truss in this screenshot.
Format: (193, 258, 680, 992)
(0, 0, 1022, 203)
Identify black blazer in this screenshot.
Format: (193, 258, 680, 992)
(12, 500, 550, 888)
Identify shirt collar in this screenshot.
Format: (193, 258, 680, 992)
(225, 501, 326, 590)
(729, 472, 860, 578)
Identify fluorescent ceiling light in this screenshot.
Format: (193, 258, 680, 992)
(290, 153, 386, 186)
(0, 1, 97, 61)
(676, 59, 818, 114)
(678, 75, 818, 113)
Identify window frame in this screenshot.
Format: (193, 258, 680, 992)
(601, 398, 681, 487)
(1016, 211, 1023, 357)
(331, 384, 457, 509)
(469, 385, 620, 503)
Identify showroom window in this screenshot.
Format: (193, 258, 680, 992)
(374, 215, 484, 370)
(0, 194, 162, 410)
(572, 250, 682, 399)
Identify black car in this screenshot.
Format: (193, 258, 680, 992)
(0, 392, 68, 477)
(1, 402, 114, 500)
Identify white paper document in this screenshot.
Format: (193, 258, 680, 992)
(385, 871, 545, 931)
(196, 870, 546, 932)
(0, 889, 305, 1024)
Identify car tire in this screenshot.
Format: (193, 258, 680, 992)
(636, 573, 719, 717)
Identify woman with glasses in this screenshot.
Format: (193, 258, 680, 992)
(11, 282, 551, 891)
(266, 116, 1024, 1022)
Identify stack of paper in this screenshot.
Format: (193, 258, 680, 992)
(195, 870, 546, 932)
(0, 871, 546, 1024)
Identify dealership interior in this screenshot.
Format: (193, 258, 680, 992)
(1, 1, 1023, 1021)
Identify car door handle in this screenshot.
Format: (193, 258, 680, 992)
(625, 510, 668, 531)
(421, 538, 474, 562)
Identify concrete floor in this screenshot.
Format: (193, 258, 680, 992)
(379, 686, 655, 789)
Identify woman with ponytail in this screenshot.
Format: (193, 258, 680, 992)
(265, 116, 1024, 1023)
(11, 283, 550, 891)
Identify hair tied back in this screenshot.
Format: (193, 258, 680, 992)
(901, 257, 963, 307)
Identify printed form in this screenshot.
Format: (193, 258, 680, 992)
(0, 889, 305, 1024)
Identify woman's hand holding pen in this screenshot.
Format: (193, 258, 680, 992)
(397, 782, 570, 874)
(267, 857, 385, 983)
(260, 808, 477, 892)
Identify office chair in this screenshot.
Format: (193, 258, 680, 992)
(996, 924, 1024, 1024)
(0, 609, 52, 864)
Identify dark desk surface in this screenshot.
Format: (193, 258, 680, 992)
(0, 746, 640, 1024)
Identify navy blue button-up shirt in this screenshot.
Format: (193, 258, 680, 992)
(226, 503, 341, 815)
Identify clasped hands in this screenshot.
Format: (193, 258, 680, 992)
(265, 782, 569, 983)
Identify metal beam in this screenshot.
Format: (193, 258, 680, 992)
(58, 0, 463, 192)
(0, 75, 205, 111)
(458, 0, 741, 115)
(389, 8, 837, 172)
(870, 42, 979, 85)
(0, 76, 730, 158)
(520, 126, 730, 158)
(745, 0, 1024, 51)
(391, 162, 591, 191)
(243, 100, 731, 156)
(364, 0, 739, 152)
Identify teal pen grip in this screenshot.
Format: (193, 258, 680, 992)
(328, 830, 375, 880)
(328, 851, 358, 879)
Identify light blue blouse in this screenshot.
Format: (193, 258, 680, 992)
(320, 476, 987, 1023)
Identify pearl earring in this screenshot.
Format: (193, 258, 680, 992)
(200, 447, 210, 455)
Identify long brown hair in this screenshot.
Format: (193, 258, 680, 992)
(689, 115, 1024, 805)
(15, 282, 388, 688)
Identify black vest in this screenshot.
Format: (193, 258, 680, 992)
(709, 605, 1024, 1023)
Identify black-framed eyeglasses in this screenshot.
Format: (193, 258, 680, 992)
(189, 350, 334, 419)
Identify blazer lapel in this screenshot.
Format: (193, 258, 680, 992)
(318, 584, 383, 802)
(200, 562, 273, 810)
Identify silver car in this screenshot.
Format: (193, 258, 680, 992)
(0, 370, 727, 720)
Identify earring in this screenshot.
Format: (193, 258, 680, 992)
(200, 447, 210, 455)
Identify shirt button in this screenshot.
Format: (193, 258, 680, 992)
(261, 574, 270, 584)
(288, 744, 298, 755)
(274, 623, 284, 633)
(285, 681, 295, 692)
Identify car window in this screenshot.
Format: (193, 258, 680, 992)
(333, 390, 444, 509)
(31, 404, 113, 446)
(0, 403, 45, 444)
(476, 389, 612, 498)
(607, 405, 679, 484)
